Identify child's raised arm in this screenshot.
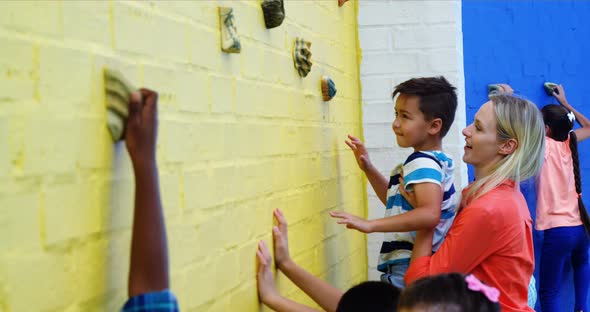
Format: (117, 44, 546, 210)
(125, 89, 170, 297)
(553, 85, 590, 142)
(256, 240, 320, 312)
(345, 134, 389, 205)
(262, 208, 344, 312)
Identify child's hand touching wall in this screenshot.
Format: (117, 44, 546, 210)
(123, 87, 172, 302)
(125, 89, 158, 168)
(330, 211, 373, 233)
(552, 84, 570, 107)
(345, 134, 373, 172)
(256, 240, 280, 305)
(272, 208, 292, 269)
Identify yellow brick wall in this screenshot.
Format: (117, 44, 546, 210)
(0, 1, 366, 311)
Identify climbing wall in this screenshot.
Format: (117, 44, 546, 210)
(0, 1, 366, 310)
(463, 1, 590, 309)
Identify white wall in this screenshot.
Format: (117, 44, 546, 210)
(357, 0, 468, 280)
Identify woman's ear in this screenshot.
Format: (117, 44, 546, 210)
(499, 138, 518, 155)
(545, 125, 551, 137)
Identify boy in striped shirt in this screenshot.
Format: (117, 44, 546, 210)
(331, 77, 459, 288)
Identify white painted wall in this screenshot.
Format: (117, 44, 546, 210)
(357, 0, 468, 281)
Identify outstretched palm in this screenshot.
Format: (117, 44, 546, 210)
(345, 134, 372, 172)
(273, 208, 291, 269)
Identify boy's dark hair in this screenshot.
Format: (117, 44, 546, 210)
(336, 281, 400, 312)
(392, 76, 458, 138)
(541, 104, 590, 235)
(398, 273, 500, 312)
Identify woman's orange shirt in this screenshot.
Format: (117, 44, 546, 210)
(405, 181, 534, 312)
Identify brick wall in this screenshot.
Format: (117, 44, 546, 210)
(462, 2, 590, 309)
(357, 0, 468, 280)
(0, 1, 366, 310)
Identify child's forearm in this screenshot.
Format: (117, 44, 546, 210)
(369, 206, 440, 233)
(279, 259, 343, 312)
(263, 294, 323, 312)
(570, 106, 590, 129)
(556, 97, 589, 127)
(364, 164, 389, 205)
(128, 161, 170, 297)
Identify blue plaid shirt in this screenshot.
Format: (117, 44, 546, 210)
(121, 289, 179, 312)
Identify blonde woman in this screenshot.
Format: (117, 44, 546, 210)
(402, 95, 545, 312)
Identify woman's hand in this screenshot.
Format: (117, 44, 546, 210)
(497, 83, 514, 95)
(398, 175, 417, 208)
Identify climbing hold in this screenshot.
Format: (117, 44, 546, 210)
(487, 84, 503, 96)
(544, 82, 559, 96)
(293, 37, 312, 77)
(338, 0, 349, 7)
(321, 76, 337, 101)
(104, 68, 138, 141)
(261, 0, 285, 29)
(219, 7, 241, 53)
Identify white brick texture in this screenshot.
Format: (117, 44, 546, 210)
(358, 0, 468, 281)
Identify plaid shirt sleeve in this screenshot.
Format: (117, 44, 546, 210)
(121, 289, 179, 312)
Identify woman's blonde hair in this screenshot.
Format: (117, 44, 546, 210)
(463, 95, 545, 206)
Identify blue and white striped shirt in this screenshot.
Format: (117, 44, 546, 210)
(378, 151, 458, 273)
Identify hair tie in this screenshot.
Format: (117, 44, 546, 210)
(567, 111, 576, 123)
(465, 274, 500, 303)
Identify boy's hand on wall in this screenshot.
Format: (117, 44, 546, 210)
(345, 134, 372, 172)
(256, 240, 280, 304)
(329, 211, 373, 233)
(125, 88, 159, 168)
(273, 208, 291, 270)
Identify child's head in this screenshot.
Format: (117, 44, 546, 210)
(337, 281, 400, 312)
(392, 77, 458, 139)
(398, 273, 500, 312)
(541, 104, 573, 141)
(462, 95, 545, 205)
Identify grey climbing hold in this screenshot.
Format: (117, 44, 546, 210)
(261, 0, 285, 29)
(544, 82, 559, 96)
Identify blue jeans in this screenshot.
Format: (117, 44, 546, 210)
(540, 225, 590, 312)
(380, 262, 410, 289)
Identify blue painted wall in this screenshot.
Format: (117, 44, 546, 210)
(462, 1, 590, 310)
